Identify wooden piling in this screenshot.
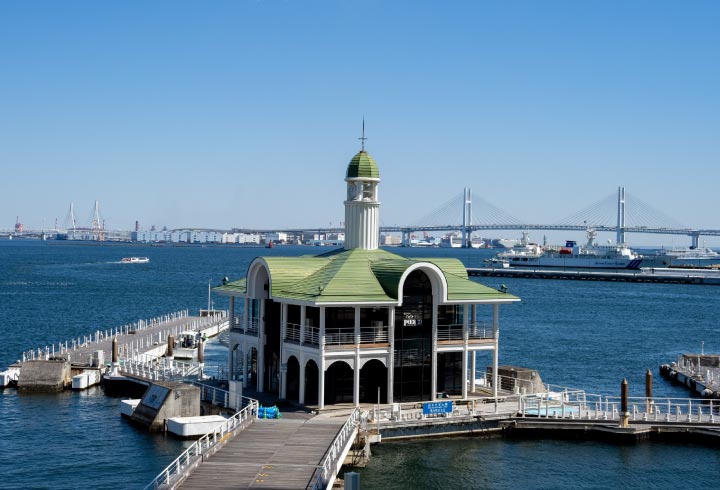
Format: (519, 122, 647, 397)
(620, 378, 629, 428)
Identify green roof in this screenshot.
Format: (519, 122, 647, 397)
(346, 150, 380, 179)
(215, 248, 518, 305)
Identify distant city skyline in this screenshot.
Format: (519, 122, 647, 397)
(2, 1, 719, 245)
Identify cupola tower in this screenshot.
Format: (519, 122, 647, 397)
(344, 128, 380, 250)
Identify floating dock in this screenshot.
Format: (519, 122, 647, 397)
(468, 267, 720, 285)
(660, 354, 720, 398)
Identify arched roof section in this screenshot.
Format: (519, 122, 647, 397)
(397, 262, 449, 304)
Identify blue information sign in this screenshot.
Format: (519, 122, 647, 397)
(422, 400, 453, 416)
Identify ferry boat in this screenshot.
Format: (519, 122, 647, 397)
(121, 257, 150, 264)
(500, 228, 643, 270)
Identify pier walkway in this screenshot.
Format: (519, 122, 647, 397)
(178, 413, 352, 490)
(19, 309, 228, 367)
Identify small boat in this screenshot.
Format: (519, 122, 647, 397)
(121, 257, 150, 264)
(174, 331, 199, 360)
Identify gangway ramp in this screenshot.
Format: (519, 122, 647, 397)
(179, 412, 356, 490)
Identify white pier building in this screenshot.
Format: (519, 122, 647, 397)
(216, 143, 519, 408)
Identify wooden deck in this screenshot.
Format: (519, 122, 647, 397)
(179, 414, 348, 490)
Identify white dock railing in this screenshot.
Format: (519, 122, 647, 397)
(21, 309, 192, 363)
(20, 309, 228, 365)
(143, 389, 258, 490)
(518, 392, 720, 424)
(309, 408, 364, 490)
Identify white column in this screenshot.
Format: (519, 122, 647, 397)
(280, 303, 288, 399)
(319, 307, 326, 409)
(492, 303, 500, 409)
(354, 307, 361, 407)
(462, 304, 469, 400)
(300, 305, 306, 345)
(228, 296, 236, 377)
(299, 353, 306, 405)
(431, 299, 438, 401)
(319, 357, 326, 409)
(243, 297, 249, 333)
(470, 304, 477, 393)
(257, 299, 265, 392)
(387, 306, 395, 404)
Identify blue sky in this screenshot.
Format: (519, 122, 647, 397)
(1, 1, 718, 245)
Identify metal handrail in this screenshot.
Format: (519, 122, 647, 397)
(325, 326, 389, 345)
(21, 309, 194, 362)
(286, 323, 301, 343)
(143, 390, 259, 490)
(518, 391, 720, 424)
(304, 326, 320, 345)
(436, 325, 464, 341)
(309, 408, 362, 490)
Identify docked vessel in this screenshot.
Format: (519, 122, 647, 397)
(498, 228, 643, 270)
(644, 247, 720, 268)
(121, 257, 150, 264)
(497, 231, 543, 259)
(440, 233, 463, 248)
(173, 331, 199, 360)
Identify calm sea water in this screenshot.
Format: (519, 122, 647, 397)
(1, 240, 718, 489)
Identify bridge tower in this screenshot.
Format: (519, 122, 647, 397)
(91, 200, 105, 241)
(690, 231, 700, 249)
(616, 186, 626, 245)
(462, 188, 472, 248)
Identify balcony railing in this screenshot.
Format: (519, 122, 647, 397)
(231, 316, 259, 336)
(436, 323, 494, 341)
(304, 326, 319, 346)
(468, 322, 493, 340)
(325, 326, 389, 346)
(246, 318, 259, 336)
(285, 323, 301, 343)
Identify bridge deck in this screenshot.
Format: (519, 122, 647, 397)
(179, 414, 348, 490)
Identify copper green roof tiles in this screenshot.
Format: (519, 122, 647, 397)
(215, 248, 518, 305)
(346, 150, 380, 179)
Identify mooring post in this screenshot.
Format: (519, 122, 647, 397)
(620, 378, 629, 428)
(111, 336, 119, 376)
(197, 339, 205, 379)
(645, 369, 653, 413)
(167, 335, 174, 369)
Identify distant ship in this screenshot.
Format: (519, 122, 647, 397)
(498, 228, 643, 270)
(440, 233, 463, 248)
(121, 257, 150, 264)
(496, 231, 543, 259)
(644, 247, 720, 268)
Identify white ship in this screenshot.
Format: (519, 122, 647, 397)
(440, 233, 463, 248)
(496, 231, 543, 259)
(645, 247, 720, 268)
(501, 228, 643, 270)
